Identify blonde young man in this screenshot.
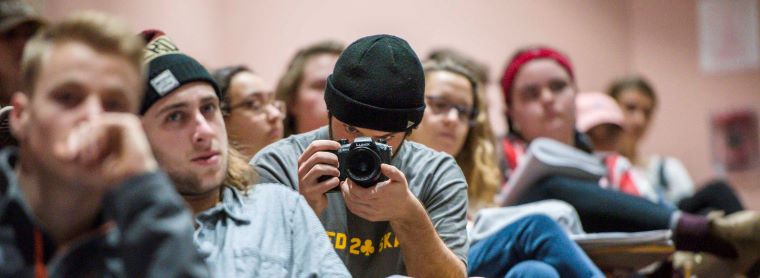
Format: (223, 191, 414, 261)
(0, 13, 207, 277)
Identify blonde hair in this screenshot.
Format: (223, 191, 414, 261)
(461, 96, 501, 211)
(423, 58, 501, 211)
(275, 40, 344, 136)
(21, 11, 143, 93)
(224, 146, 257, 193)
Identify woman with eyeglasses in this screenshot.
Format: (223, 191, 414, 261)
(213, 65, 285, 161)
(409, 58, 499, 214)
(410, 58, 604, 278)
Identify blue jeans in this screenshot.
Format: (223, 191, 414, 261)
(504, 260, 559, 278)
(468, 214, 603, 278)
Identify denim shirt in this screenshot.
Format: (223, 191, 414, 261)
(194, 184, 350, 277)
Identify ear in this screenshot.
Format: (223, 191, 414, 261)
(9, 92, 29, 141)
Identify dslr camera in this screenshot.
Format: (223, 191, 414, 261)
(320, 137, 392, 188)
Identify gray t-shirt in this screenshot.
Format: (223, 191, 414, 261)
(252, 127, 469, 277)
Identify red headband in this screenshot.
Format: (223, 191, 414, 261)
(500, 47, 574, 106)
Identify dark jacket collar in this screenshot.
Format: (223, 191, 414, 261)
(0, 147, 34, 224)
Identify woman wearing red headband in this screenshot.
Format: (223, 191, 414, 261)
(499, 46, 760, 275)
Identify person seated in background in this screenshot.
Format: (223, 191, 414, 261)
(0, 12, 207, 277)
(608, 76, 755, 275)
(427, 47, 511, 147)
(575, 91, 656, 200)
(499, 45, 760, 275)
(253, 34, 468, 277)
(422, 48, 584, 231)
(607, 76, 744, 215)
(420, 48, 499, 214)
(275, 39, 343, 137)
(212, 65, 285, 161)
(138, 30, 349, 277)
(410, 57, 603, 278)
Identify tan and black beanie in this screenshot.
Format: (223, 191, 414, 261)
(139, 29, 220, 114)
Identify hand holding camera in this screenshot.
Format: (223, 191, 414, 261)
(341, 163, 419, 222)
(298, 137, 393, 214)
(322, 137, 392, 188)
(297, 139, 342, 214)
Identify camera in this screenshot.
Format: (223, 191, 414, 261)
(318, 137, 392, 188)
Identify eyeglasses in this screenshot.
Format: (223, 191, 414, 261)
(425, 96, 477, 124)
(227, 97, 285, 116)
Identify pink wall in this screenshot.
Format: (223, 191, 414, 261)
(628, 0, 760, 208)
(41, 0, 631, 137)
(41, 0, 630, 90)
(628, 1, 760, 180)
(40, 0, 760, 203)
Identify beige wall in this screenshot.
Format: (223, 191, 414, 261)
(41, 0, 760, 204)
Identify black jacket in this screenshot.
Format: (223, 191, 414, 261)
(0, 148, 210, 277)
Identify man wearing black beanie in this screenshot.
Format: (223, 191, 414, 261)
(253, 34, 468, 277)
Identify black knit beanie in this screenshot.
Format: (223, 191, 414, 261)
(139, 30, 220, 115)
(324, 34, 425, 132)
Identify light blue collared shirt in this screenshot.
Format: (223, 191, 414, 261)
(194, 184, 350, 277)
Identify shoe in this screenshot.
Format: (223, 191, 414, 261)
(710, 210, 760, 274)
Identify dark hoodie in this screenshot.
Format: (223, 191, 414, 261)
(0, 147, 209, 277)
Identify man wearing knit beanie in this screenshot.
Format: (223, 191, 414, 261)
(138, 30, 349, 277)
(253, 34, 468, 277)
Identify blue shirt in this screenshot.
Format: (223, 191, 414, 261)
(194, 184, 350, 277)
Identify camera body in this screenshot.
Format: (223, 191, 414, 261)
(323, 137, 392, 188)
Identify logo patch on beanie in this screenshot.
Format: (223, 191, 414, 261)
(150, 70, 180, 96)
(407, 121, 415, 128)
(143, 35, 180, 62)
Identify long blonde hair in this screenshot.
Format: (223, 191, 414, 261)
(461, 96, 501, 211)
(423, 58, 501, 211)
(224, 146, 257, 193)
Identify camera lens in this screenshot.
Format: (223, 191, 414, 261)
(346, 147, 381, 187)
